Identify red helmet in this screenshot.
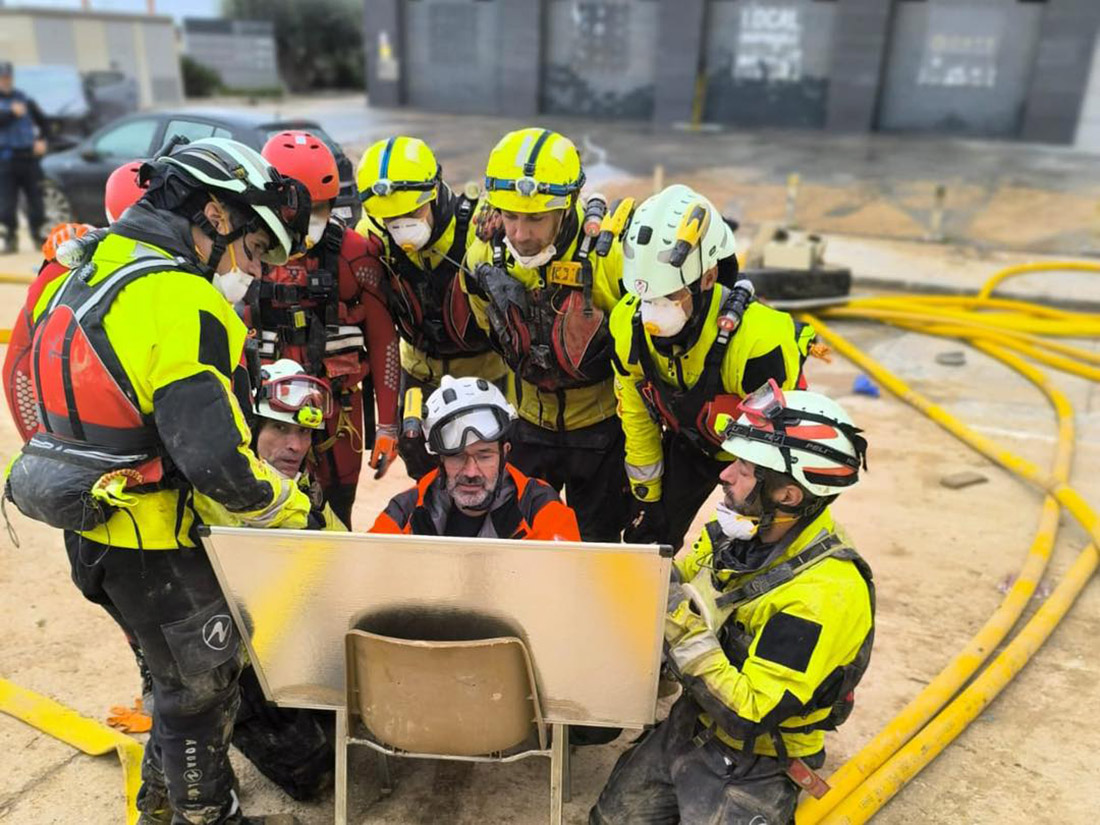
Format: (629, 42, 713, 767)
(261, 131, 340, 203)
(104, 161, 146, 223)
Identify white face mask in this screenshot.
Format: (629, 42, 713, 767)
(641, 296, 689, 337)
(212, 268, 253, 304)
(386, 217, 432, 252)
(504, 235, 557, 269)
(714, 501, 759, 541)
(306, 214, 328, 247)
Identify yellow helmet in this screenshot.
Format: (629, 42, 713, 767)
(357, 136, 440, 220)
(483, 128, 585, 213)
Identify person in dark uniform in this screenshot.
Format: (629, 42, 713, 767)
(0, 61, 49, 254)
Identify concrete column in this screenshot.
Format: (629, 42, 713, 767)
(652, 0, 706, 126)
(1020, 0, 1100, 144)
(497, 0, 541, 119)
(824, 0, 892, 133)
(363, 0, 402, 108)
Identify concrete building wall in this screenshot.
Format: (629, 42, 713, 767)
(825, 0, 892, 133)
(0, 9, 181, 107)
(72, 19, 111, 72)
(363, 0, 1100, 147)
(1020, 0, 1100, 144)
(183, 19, 280, 92)
(1073, 31, 1100, 151)
(0, 15, 40, 64)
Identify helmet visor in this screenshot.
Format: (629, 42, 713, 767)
(737, 378, 786, 427)
(429, 406, 511, 456)
(264, 374, 333, 419)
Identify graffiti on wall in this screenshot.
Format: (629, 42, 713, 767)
(918, 33, 998, 88)
(733, 4, 803, 83)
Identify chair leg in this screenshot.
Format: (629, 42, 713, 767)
(377, 752, 394, 796)
(562, 725, 572, 804)
(550, 723, 565, 825)
(335, 708, 349, 825)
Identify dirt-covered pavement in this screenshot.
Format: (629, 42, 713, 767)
(1, 101, 1099, 823)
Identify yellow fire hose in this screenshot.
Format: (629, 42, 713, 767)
(796, 263, 1100, 822)
(0, 272, 33, 285)
(0, 678, 142, 824)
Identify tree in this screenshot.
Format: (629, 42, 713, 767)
(180, 55, 223, 98)
(222, 0, 365, 92)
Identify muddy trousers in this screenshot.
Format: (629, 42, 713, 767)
(662, 432, 728, 552)
(233, 667, 334, 801)
(65, 533, 244, 825)
(508, 417, 629, 544)
(590, 697, 818, 825)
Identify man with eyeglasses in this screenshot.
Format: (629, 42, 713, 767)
(355, 136, 506, 480)
(369, 374, 579, 541)
(460, 127, 628, 547)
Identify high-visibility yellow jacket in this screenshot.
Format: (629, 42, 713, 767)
(610, 286, 812, 501)
(356, 189, 507, 388)
(27, 228, 310, 548)
(460, 204, 624, 431)
(667, 507, 874, 757)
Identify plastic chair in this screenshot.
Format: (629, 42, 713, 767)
(336, 630, 571, 825)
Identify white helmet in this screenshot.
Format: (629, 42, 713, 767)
(622, 184, 737, 300)
(424, 375, 516, 456)
(146, 137, 308, 266)
(716, 382, 867, 498)
(255, 359, 333, 431)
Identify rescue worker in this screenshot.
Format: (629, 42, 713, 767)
(4, 160, 145, 441)
(0, 60, 49, 253)
(461, 127, 628, 543)
(355, 136, 506, 479)
(259, 130, 401, 527)
(590, 384, 874, 825)
(370, 374, 579, 541)
(213, 359, 339, 807)
(611, 184, 813, 551)
(4, 137, 315, 825)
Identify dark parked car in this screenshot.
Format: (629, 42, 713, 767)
(41, 108, 361, 227)
(13, 64, 139, 150)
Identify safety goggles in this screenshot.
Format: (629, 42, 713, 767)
(736, 378, 786, 427)
(429, 406, 512, 456)
(262, 374, 334, 425)
(360, 173, 439, 202)
(483, 174, 585, 199)
(246, 176, 312, 248)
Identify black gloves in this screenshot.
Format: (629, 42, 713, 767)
(623, 495, 669, 545)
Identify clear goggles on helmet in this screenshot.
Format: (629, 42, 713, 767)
(737, 378, 786, 427)
(361, 171, 440, 202)
(483, 173, 585, 199)
(429, 405, 512, 456)
(262, 374, 334, 427)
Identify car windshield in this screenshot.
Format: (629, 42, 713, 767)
(13, 65, 89, 120)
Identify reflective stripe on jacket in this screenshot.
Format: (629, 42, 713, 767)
(610, 287, 810, 501)
(25, 231, 310, 548)
(668, 507, 874, 758)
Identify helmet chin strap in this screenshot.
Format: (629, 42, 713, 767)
(746, 466, 822, 535)
(193, 204, 248, 276)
